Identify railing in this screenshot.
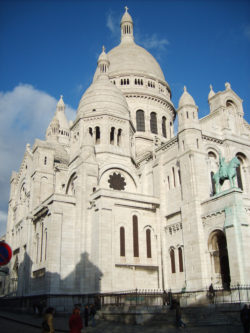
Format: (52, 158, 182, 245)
(0, 285, 249, 312)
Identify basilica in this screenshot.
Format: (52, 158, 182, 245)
(2, 8, 250, 307)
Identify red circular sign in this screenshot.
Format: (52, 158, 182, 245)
(0, 242, 12, 266)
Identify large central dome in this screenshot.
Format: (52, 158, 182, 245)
(94, 7, 167, 86)
(107, 42, 165, 82)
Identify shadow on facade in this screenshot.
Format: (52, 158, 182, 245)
(0, 251, 103, 312)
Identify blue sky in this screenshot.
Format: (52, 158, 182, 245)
(0, 0, 249, 236)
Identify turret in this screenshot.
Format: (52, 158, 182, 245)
(46, 95, 70, 145)
(177, 86, 199, 132)
(120, 6, 134, 44)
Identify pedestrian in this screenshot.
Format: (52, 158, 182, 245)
(176, 301, 186, 329)
(240, 304, 250, 333)
(209, 283, 215, 303)
(89, 304, 96, 327)
(69, 307, 83, 333)
(42, 307, 55, 333)
(163, 290, 168, 306)
(84, 305, 89, 328)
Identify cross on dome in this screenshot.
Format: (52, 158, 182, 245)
(125, 6, 128, 12)
(102, 45, 105, 53)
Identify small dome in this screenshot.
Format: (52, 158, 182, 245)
(77, 73, 129, 119)
(208, 84, 215, 100)
(121, 7, 133, 24)
(178, 86, 196, 108)
(98, 46, 109, 64)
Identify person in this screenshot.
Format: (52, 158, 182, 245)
(42, 307, 55, 333)
(89, 303, 97, 327)
(240, 304, 250, 333)
(163, 290, 168, 306)
(209, 283, 215, 303)
(84, 305, 89, 328)
(176, 301, 186, 329)
(69, 307, 83, 333)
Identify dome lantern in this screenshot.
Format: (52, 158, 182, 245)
(120, 6, 134, 44)
(97, 46, 110, 76)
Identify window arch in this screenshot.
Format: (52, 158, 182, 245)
(178, 247, 184, 272)
(236, 153, 246, 191)
(162, 116, 167, 138)
(170, 248, 176, 273)
(136, 110, 145, 132)
(133, 215, 139, 257)
(146, 229, 152, 258)
(150, 112, 158, 134)
(117, 129, 122, 146)
(95, 126, 100, 144)
(120, 227, 125, 257)
(110, 127, 115, 145)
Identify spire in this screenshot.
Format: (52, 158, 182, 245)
(208, 84, 215, 99)
(97, 46, 110, 78)
(178, 86, 196, 108)
(56, 95, 65, 112)
(120, 6, 134, 44)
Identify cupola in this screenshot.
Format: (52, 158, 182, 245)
(120, 6, 134, 44)
(178, 86, 196, 108)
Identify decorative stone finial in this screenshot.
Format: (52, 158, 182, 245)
(125, 6, 129, 12)
(225, 82, 231, 90)
(184, 86, 187, 92)
(210, 84, 213, 90)
(102, 45, 105, 53)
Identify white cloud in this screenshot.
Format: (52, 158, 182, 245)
(140, 33, 169, 51)
(0, 84, 76, 237)
(106, 11, 120, 39)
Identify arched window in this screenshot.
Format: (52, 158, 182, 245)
(120, 227, 125, 257)
(117, 129, 122, 146)
(110, 127, 115, 145)
(95, 126, 100, 144)
(236, 154, 245, 190)
(136, 110, 145, 132)
(170, 248, 176, 273)
(178, 247, 184, 272)
(150, 112, 158, 134)
(162, 116, 167, 138)
(133, 215, 139, 257)
(127, 79, 129, 85)
(146, 229, 152, 258)
(44, 156, 47, 165)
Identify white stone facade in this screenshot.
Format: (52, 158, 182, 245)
(2, 9, 250, 305)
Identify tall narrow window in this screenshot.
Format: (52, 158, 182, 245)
(170, 248, 176, 273)
(95, 126, 100, 144)
(178, 247, 184, 272)
(172, 167, 176, 187)
(133, 215, 139, 257)
(211, 172, 216, 196)
(178, 170, 181, 186)
(162, 117, 167, 138)
(120, 227, 125, 257)
(136, 110, 145, 132)
(110, 127, 115, 145)
(117, 129, 122, 146)
(236, 156, 243, 190)
(44, 156, 47, 165)
(150, 112, 158, 134)
(146, 229, 152, 258)
(36, 235, 39, 264)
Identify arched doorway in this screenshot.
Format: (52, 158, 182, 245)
(208, 230, 231, 289)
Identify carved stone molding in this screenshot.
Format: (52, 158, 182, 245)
(166, 222, 182, 235)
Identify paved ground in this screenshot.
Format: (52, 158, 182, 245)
(0, 310, 242, 333)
